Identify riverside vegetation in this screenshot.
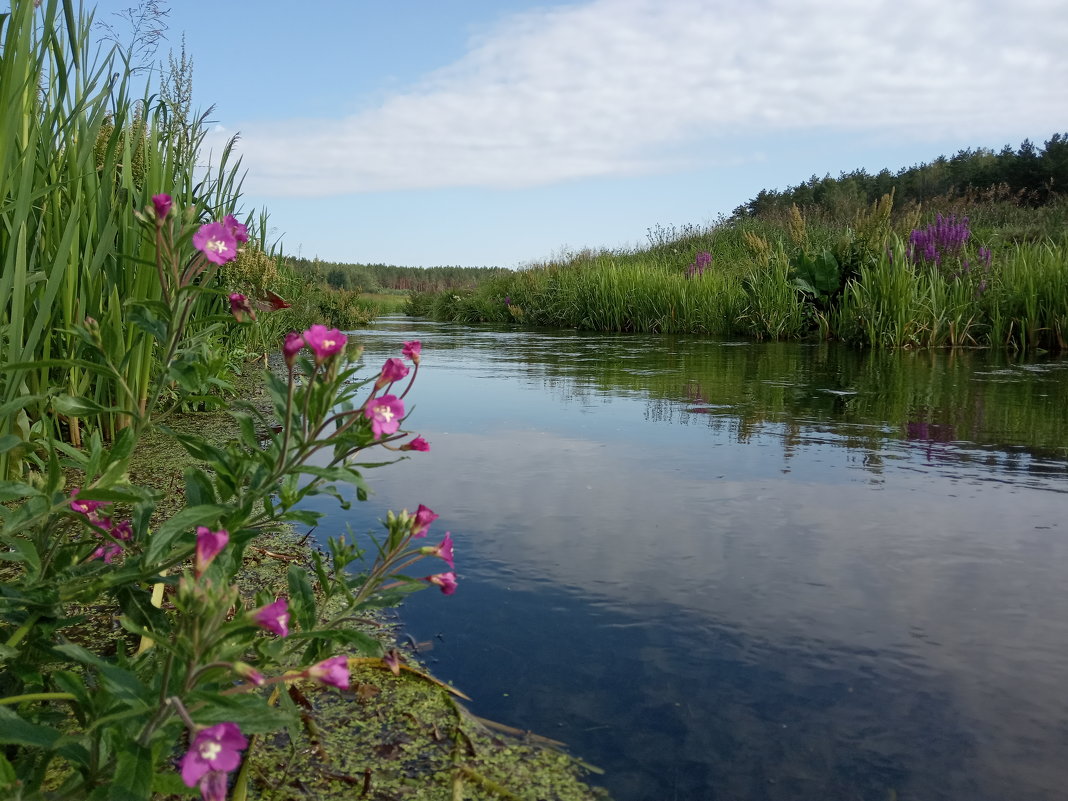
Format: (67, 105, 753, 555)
(410, 139, 1068, 351)
(0, 4, 603, 800)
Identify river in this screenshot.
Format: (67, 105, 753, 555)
(308, 316, 1068, 801)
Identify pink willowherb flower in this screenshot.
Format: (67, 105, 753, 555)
(198, 770, 229, 801)
(363, 395, 404, 438)
(411, 504, 438, 538)
(282, 332, 305, 365)
(180, 722, 248, 788)
(229, 293, 256, 323)
(422, 532, 454, 569)
(423, 572, 458, 595)
(152, 194, 172, 220)
(193, 222, 238, 265)
(69, 488, 106, 518)
(402, 340, 421, 364)
(306, 655, 350, 689)
(195, 526, 229, 578)
(252, 598, 290, 637)
(376, 357, 409, 389)
(302, 324, 347, 363)
(223, 214, 249, 243)
(401, 436, 430, 452)
(90, 542, 122, 564)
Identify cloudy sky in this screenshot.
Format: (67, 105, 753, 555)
(93, 0, 1066, 266)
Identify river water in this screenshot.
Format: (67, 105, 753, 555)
(311, 316, 1068, 801)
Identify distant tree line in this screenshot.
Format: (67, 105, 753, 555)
(734, 133, 1068, 218)
(284, 258, 509, 293)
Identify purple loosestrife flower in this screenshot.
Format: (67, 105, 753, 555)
(422, 532, 454, 569)
(228, 293, 256, 323)
(282, 332, 305, 366)
(376, 357, 409, 389)
(223, 214, 249, 243)
(180, 722, 248, 789)
(195, 527, 229, 578)
(401, 436, 430, 452)
(193, 222, 238, 265)
(402, 340, 421, 364)
(252, 598, 290, 637)
(152, 194, 172, 220)
(306, 655, 350, 689)
(423, 572, 458, 595)
(412, 504, 438, 538)
(302, 324, 347, 363)
(363, 395, 404, 438)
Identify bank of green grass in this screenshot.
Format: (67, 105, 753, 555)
(411, 196, 1068, 351)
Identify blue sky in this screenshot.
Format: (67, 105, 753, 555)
(91, 0, 1066, 268)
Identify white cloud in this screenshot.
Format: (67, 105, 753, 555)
(223, 0, 1068, 196)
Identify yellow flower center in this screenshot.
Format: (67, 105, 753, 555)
(199, 740, 222, 762)
(205, 238, 227, 254)
(374, 405, 394, 422)
(323, 338, 336, 349)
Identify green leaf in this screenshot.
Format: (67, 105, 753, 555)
(152, 770, 198, 796)
(126, 301, 169, 342)
(0, 481, 39, 503)
(287, 564, 317, 632)
(183, 467, 216, 507)
(293, 627, 383, 656)
(0, 707, 61, 748)
(105, 742, 155, 801)
(0, 434, 24, 455)
(0, 535, 40, 577)
(51, 394, 105, 417)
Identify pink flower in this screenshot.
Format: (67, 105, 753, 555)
(306, 655, 349, 689)
(233, 662, 266, 686)
(376, 357, 409, 389)
(180, 722, 248, 788)
(90, 542, 122, 564)
(423, 572, 458, 595)
(223, 214, 249, 243)
(252, 598, 290, 637)
(401, 436, 430, 452)
(302, 324, 347, 363)
(198, 770, 229, 801)
(69, 488, 106, 517)
(363, 394, 404, 438)
(195, 526, 229, 578)
(152, 194, 172, 220)
(422, 532, 454, 568)
(411, 504, 438, 538)
(402, 340, 421, 364)
(109, 519, 133, 541)
(228, 293, 256, 323)
(282, 332, 304, 365)
(192, 222, 238, 265)
(382, 648, 403, 676)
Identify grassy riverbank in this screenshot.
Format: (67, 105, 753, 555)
(410, 159, 1068, 351)
(131, 360, 608, 801)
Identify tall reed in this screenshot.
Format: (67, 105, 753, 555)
(0, 0, 247, 478)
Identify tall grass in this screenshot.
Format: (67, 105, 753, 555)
(0, 0, 247, 477)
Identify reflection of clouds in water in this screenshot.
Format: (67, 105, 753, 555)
(354, 426, 1068, 798)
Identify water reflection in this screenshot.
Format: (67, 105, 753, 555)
(308, 318, 1068, 801)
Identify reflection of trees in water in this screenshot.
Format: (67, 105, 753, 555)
(503, 335, 1068, 476)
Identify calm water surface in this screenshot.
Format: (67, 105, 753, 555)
(312, 317, 1068, 801)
